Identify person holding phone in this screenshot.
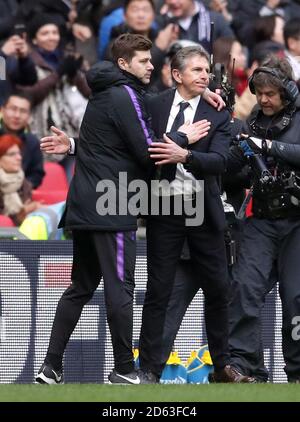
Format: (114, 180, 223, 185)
(0, 25, 37, 104)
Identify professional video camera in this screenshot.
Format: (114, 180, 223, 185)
(235, 134, 300, 214)
(281, 171, 300, 202)
(211, 62, 236, 114)
(234, 134, 274, 186)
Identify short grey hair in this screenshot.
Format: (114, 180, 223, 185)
(171, 46, 210, 73)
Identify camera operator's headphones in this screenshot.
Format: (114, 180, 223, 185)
(248, 67, 299, 103)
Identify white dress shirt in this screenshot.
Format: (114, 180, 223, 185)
(152, 90, 201, 197)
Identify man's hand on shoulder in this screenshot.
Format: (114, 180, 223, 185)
(203, 88, 226, 111)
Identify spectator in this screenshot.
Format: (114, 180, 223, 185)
(97, 0, 125, 60)
(234, 51, 268, 121)
(0, 93, 45, 189)
(0, 32, 37, 104)
(204, 0, 235, 23)
(20, 14, 90, 140)
(231, 1, 300, 49)
(71, 1, 103, 66)
(0, 134, 42, 225)
(284, 17, 300, 82)
(17, 14, 90, 179)
(158, 0, 234, 54)
(250, 14, 285, 64)
(106, 0, 178, 83)
(0, 0, 40, 42)
(32, 0, 102, 66)
(0, 0, 23, 42)
(213, 37, 248, 96)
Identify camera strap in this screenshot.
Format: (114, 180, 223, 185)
(248, 104, 296, 138)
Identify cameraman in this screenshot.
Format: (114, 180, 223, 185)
(228, 55, 300, 383)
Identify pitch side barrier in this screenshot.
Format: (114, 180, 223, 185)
(0, 240, 287, 383)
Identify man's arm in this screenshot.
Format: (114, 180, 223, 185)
(149, 120, 212, 164)
(240, 136, 300, 169)
(111, 87, 206, 166)
(270, 141, 300, 168)
(150, 112, 231, 176)
(203, 88, 226, 111)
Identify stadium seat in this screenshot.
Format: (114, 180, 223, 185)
(0, 215, 16, 227)
(32, 162, 69, 205)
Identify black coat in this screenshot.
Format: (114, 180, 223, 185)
(147, 88, 232, 231)
(62, 62, 187, 231)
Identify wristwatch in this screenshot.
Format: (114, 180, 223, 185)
(185, 150, 193, 165)
(67, 138, 75, 155)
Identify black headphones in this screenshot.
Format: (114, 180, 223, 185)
(248, 66, 299, 103)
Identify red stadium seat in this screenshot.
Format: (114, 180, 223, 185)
(32, 162, 69, 205)
(0, 215, 15, 227)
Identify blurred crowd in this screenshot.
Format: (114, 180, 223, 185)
(1, 0, 300, 231)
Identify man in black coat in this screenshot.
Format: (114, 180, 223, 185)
(227, 56, 300, 383)
(35, 33, 208, 385)
(140, 46, 255, 383)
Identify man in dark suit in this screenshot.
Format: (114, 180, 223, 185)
(138, 46, 256, 383)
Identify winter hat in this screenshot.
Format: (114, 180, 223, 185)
(28, 14, 61, 40)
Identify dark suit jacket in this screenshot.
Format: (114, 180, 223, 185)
(147, 88, 231, 231)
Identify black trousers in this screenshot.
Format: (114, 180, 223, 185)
(139, 209, 230, 377)
(158, 260, 201, 374)
(47, 230, 136, 374)
(229, 217, 300, 381)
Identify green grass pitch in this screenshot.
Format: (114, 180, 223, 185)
(0, 384, 300, 402)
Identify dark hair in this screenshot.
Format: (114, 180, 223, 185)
(171, 46, 210, 73)
(251, 55, 294, 101)
(254, 15, 280, 43)
(124, 0, 155, 11)
(111, 33, 152, 63)
(27, 13, 61, 40)
(250, 45, 282, 67)
(284, 18, 300, 48)
(3, 91, 33, 109)
(213, 37, 237, 69)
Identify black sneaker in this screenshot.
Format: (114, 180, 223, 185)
(138, 369, 159, 384)
(35, 363, 63, 385)
(108, 369, 140, 385)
